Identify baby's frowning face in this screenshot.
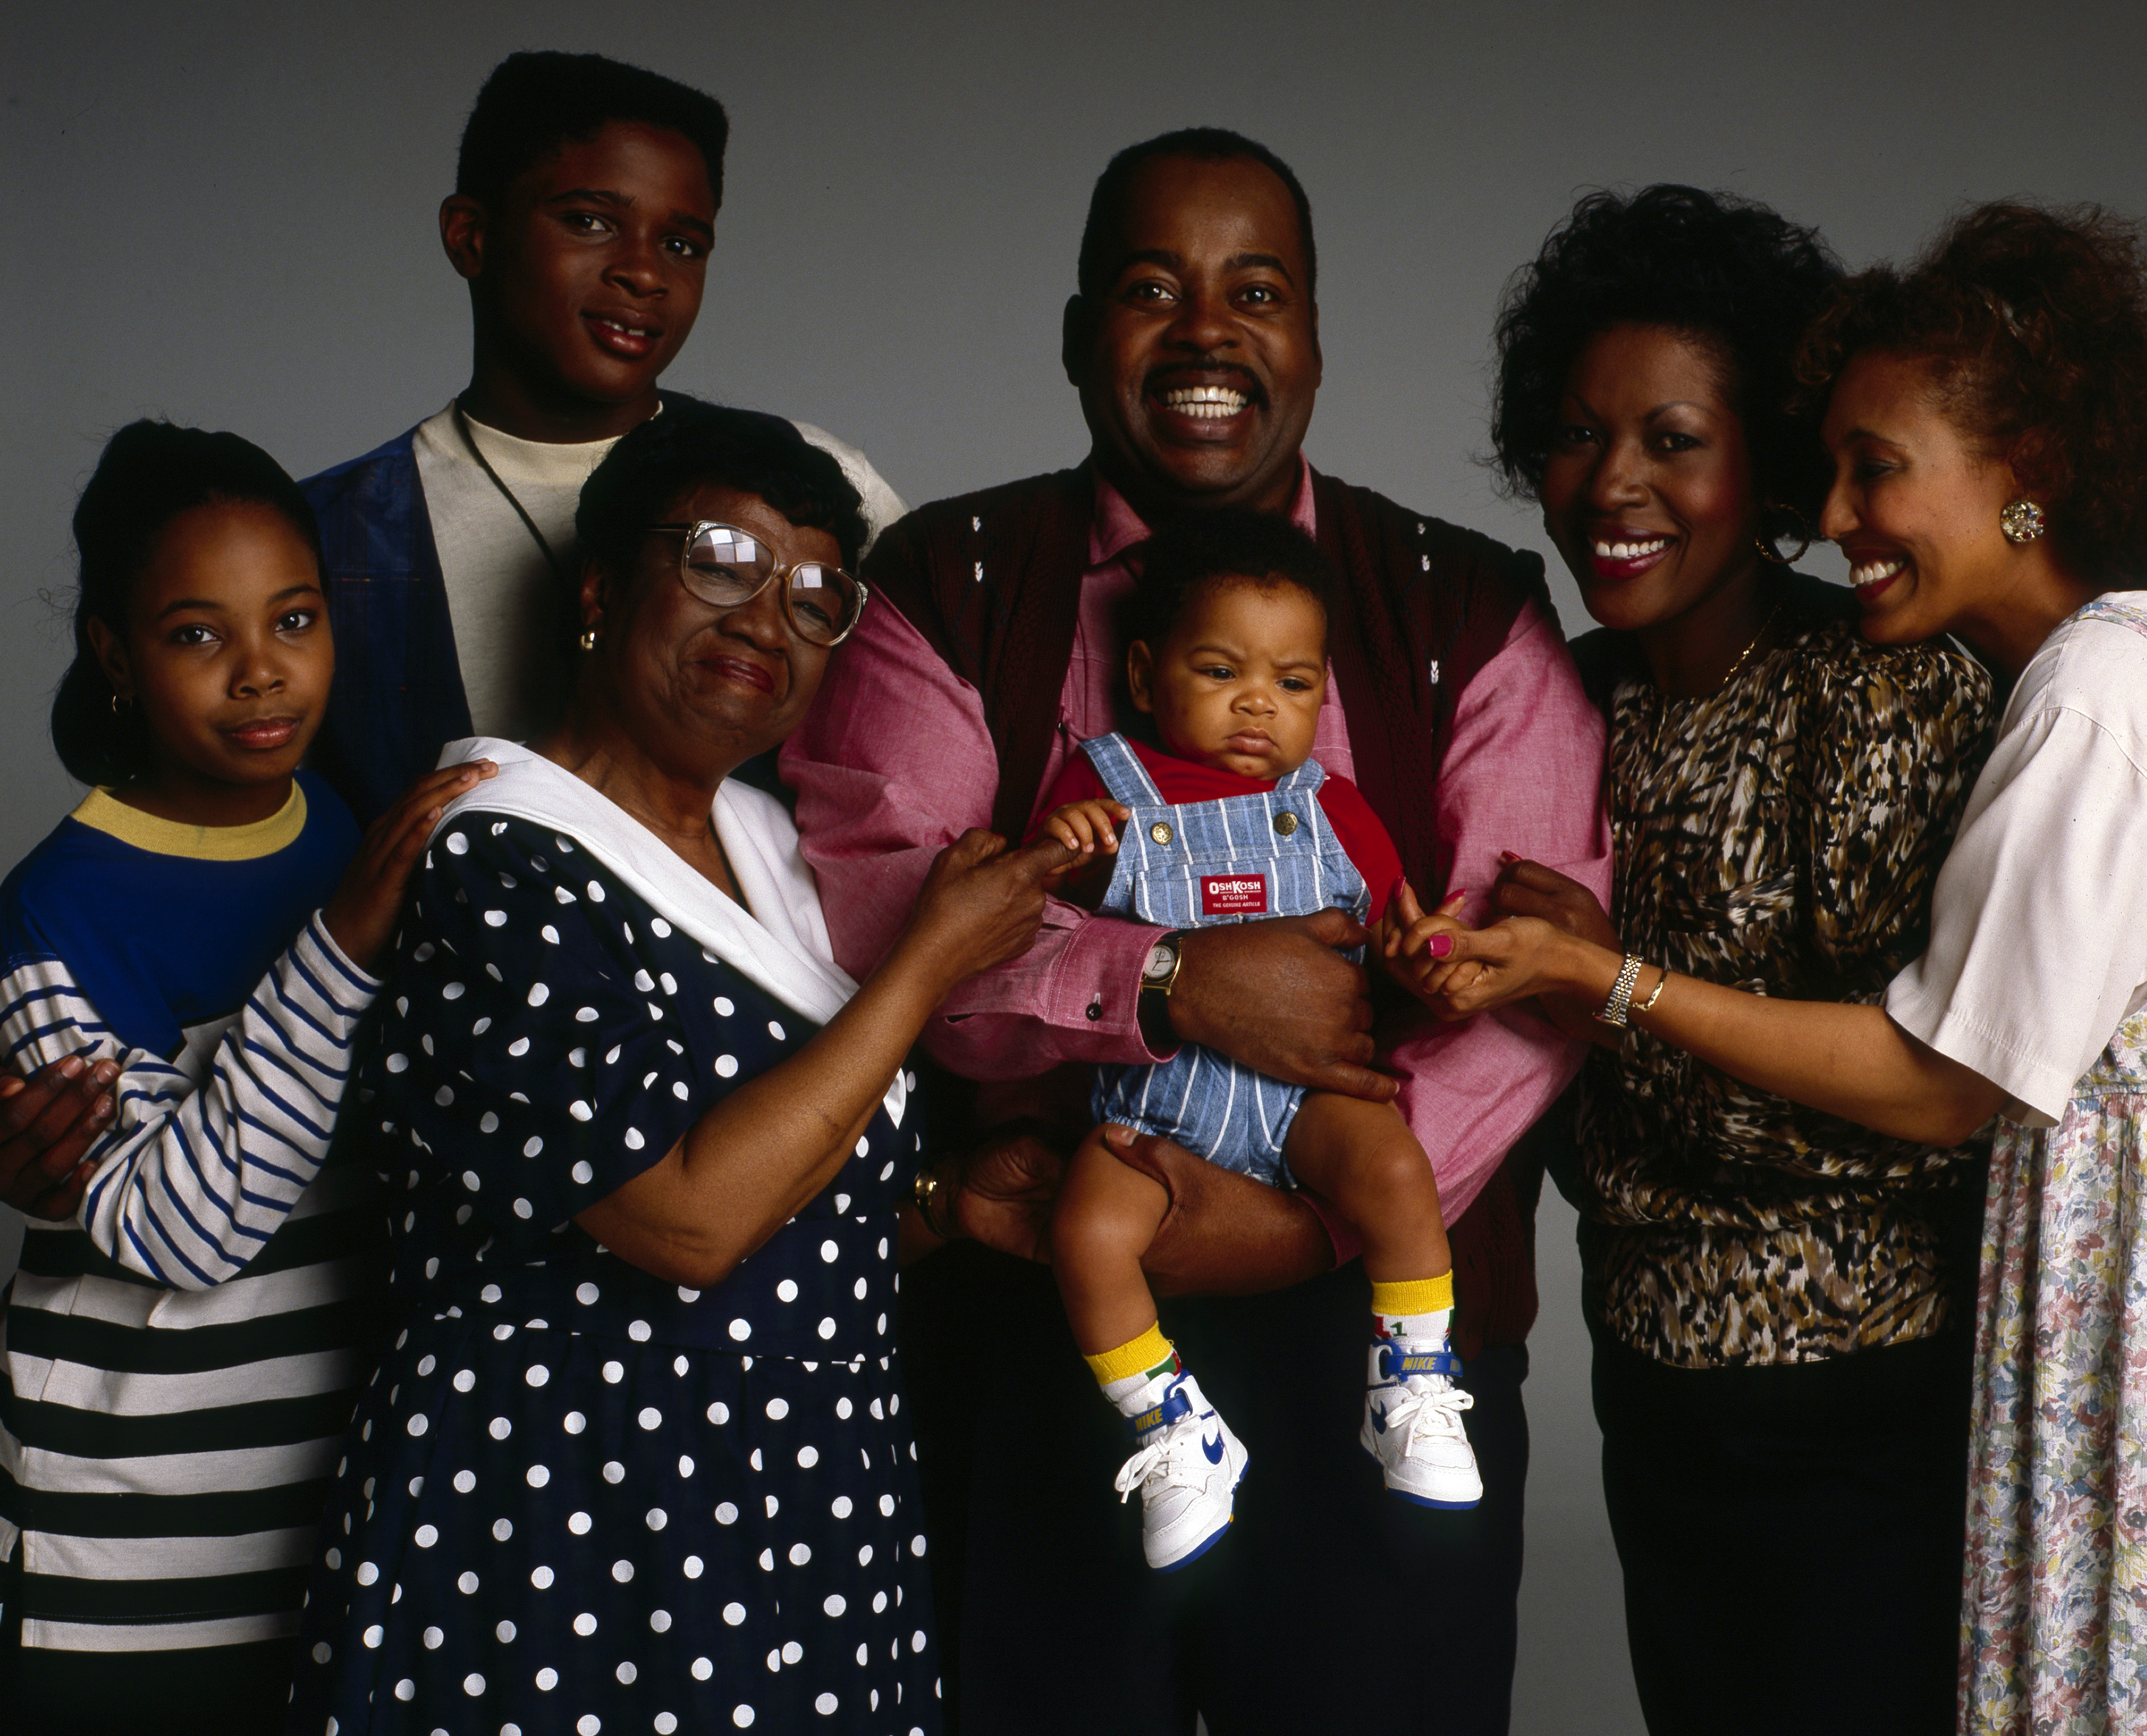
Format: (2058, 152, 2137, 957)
(1127, 574, 1327, 779)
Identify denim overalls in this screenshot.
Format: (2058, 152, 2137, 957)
(1084, 732, 1369, 1186)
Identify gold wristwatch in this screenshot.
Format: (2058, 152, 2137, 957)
(1137, 930, 1187, 1050)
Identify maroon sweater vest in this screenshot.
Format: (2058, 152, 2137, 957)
(867, 465, 1552, 1356)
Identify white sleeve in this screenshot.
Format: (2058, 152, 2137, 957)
(1885, 704, 2147, 1125)
(789, 421, 908, 554)
(0, 912, 381, 1287)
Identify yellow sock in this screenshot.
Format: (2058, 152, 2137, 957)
(1084, 1321, 1175, 1389)
(1369, 1274, 1453, 1319)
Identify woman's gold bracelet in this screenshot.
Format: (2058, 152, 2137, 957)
(911, 1163, 958, 1242)
(1599, 954, 1644, 1027)
(1633, 966, 1669, 1017)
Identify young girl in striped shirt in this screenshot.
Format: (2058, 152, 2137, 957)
(0, 421, 492, 1735)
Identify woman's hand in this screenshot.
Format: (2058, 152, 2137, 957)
(1490, 853, 1619, 948)
(321, 762, 497, 969)
(896, 829, 1079, 992)
(1376, 880, 1476, 1005)
(1407, 916, 1613, 1020)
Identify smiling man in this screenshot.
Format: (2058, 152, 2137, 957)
(302, 52, 901, 822)
(784, 130, 1611, 1735)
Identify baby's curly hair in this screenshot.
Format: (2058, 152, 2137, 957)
(1491, 185, 1842, 535)
(1795, 203, 2147, 579)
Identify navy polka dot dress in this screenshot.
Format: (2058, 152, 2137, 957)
(286, 816, 939, 1736)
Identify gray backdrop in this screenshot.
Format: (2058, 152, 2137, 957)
(9, 3, 2147, 1728)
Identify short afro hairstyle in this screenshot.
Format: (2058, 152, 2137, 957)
(1492, 185, 1841, 535)
(1795, 201, 2147, 581)
(576, 398, 868, 587)
(1077, 128, 1317, 300)
(456, 52, 729, 213)
(1130, 508, 1332, 653)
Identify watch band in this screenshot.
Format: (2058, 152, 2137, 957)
(1138, 930, 1187, 1049)
(1598, 954, 1645, 1028)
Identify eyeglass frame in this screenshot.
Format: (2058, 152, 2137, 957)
(643, 520, 871, 647)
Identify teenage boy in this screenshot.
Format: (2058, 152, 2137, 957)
(304, 51, 902, 821)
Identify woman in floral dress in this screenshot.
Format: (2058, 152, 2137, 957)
(1409, 203, 2147, 1734)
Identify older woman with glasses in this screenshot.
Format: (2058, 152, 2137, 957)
(288, 401, 1064, 1736)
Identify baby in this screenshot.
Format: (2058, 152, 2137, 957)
(1034, 507, 1477, 1572)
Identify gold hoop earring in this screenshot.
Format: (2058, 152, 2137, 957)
(578, 628, 600, 651)
(2001, 499, 2047, 544)
(1754, 533, 1809, 566)
(1754, 503, 1812, 566)
(110, 692, 131, 714)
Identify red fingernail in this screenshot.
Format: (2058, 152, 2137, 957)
(1429, 935, 1454, 959)
(1389, 877, 1407, 903)
(1499, 851, 1520, 864)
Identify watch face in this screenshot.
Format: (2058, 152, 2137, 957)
(1141, 939, 1179, 984)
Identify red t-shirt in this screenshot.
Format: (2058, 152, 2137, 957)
(1033, 736, 1404, 923)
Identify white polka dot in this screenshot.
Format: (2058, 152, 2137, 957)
(646, 1506, 669, 1530)
(527, 984, 550, 1007)
(446, 832, 469, 854)
(569, 1512, 592, 1534)
(570, 1102, 594, 1123)
(483, 908, 507, 927)
(816, 1693, 839, 1715)
(414, 1524, 438, 1548)
(628, 1319, 652, 1343)
(673, 1353, 690, 1376)
(575, 1006, 599, 1024)
(407, 1413, 429, 1437)
(767, 1020, 787, 1041)
(776, 1279, 799, 1302)
(564, 1411, 587, 1434)
(603, 1361, 624, 1384)
(474, 1017, 492, 1035)
(452, 1367, 476, 1392)
(356, 1561, 380, 1586)
(532, 1566, 554, 1589)
(605, 1460, 627, 1482)
(911, 1532, 928, 1555)
(715, 1502, 740, 1526)
(733, 1707, 754, 1728)
(457, 1571, 479, 1594)
(655, 1718, 677, 1736)
(527, 1465, 550, 1488)
(766, 1397, 790, 1420)
(423, 1625, 444, 1649)
(572, 1159, 594, 1181)
(587, 881, 605, 901)
(872, 1593, 886, 1614)
(692, 1657, 715, 1680)
(414, 942, 437, 961)
(452, 1469, 475, 1493)
(857, 1544, 873, 1566)
(623, 1127, 645, 1151)
(913, 1629, 927, 1652)
(541, 925, 560, 944)
(612, 1559, 634, 1582)
(526, 1364, 549, 1387)
(615, 1661, 638, 1686)
(497, 1620, 517, 1642)
(495, 1518, 514, 1541)
(715, 1055, 739, 1078)
(818, 1318, 837, 1341)
(684, 1556, 705, 1578)
(782, 1641, 802, 1664)
(789, 1542, 812, 1565)
(424, 1257, 440, 1279)
(536, 1666, 558, 1689)
(573, 1612, 598, 1636)
(820, 1240, 839, 1263)
(514, 1198, 533, 1218)
(728, 1319, 752, 1342)
(523, 1135, 544, 1156)
(395, 1680, 415, 1701)
(385, 1053, 410, 1073)
(365, 1625, 384, 1648)
(312, 1641, 331, 1664)
(798, 1445, 820, 1468)
(489, 1416, 511, 1440)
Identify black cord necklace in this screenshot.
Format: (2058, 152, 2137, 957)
(451, 401, 573, 591)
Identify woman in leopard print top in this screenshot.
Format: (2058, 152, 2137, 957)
(1485, 187, 1991, 1736)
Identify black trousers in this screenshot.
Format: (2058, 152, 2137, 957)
(1593, 1330, 1972, 1736)
(901, 1244, 1530, 1736)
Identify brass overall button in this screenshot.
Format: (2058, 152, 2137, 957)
(1274, 811, 1300, 836)
(1149, 821, 1174, 845)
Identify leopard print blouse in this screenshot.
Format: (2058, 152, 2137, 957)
(1575, 578, 1993, 1368)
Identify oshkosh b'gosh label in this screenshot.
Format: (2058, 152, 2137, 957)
(1201, 873, 1269, 917)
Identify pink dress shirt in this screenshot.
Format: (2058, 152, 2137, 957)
(782, 465, 1611, 1221)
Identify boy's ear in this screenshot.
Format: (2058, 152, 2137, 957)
(439, 195, 489, 283)
(1125, 640, 1155, 714)
(84, 617, 132, 703)
(577, 560, 610, 642)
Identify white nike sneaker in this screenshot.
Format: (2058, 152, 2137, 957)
(1112, 1370, 1249, 1571)
(1360, 1338, 1481, 1509)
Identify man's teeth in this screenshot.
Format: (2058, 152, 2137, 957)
(1851, 557, 1906, 587)
(1592, 537, 1670, 560)
(1161, 385, 1248, 419)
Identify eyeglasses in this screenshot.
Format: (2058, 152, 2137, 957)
(644, 521, 869, 647)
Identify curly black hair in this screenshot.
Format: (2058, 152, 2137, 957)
(575, 397, 868, 584)
(1129, 507, 1331, 651)
(1077, 128, 1315, 300)
(1491, 185, 1842, 536)
(1795, 202, 2147, 579)
(456, 52, 729, 213)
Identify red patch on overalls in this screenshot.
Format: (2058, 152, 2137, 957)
(1200, 874, 1269, 916)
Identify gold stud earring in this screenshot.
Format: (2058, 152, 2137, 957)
(578, 627, 600, 651)
(2000, 500, 2047, 545)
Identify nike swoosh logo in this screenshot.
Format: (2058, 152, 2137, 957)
(1202, 1431, 1225, 1465)
(1370, 1405, 1389, 1435)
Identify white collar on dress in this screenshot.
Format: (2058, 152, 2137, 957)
(428, 737, 904, 1126)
